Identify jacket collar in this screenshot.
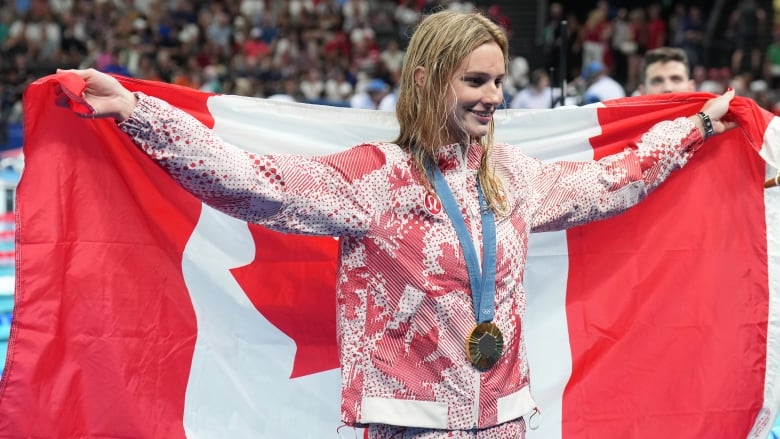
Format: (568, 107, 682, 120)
(434, 142, 483, 172)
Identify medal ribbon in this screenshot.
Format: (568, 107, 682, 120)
(430, 166, 497, 323)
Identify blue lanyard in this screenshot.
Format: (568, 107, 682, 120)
(430, 166, 497, 323)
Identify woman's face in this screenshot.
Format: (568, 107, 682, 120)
(446, 42, 505, 143)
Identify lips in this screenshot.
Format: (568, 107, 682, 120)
(470, 109, 493, 123)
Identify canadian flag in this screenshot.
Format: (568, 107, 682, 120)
(0, 74, 778, 438)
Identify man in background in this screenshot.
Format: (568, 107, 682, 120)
(638, 46, 695, 95)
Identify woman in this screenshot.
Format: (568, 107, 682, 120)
(61, 10, 733, 439)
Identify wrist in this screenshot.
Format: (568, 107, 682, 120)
(696, 111, 714, 138)
(116, 90, 139, 122)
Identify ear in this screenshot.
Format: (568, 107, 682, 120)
(414, 66, 426, 87)
(638, 83, 646, 95)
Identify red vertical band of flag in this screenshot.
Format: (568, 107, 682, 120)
(566, 122, 768, 437)
(0, 76, 210, 437)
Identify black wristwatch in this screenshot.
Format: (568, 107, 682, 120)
(698, 112, 714, 138)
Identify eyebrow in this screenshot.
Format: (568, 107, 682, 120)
(461, 70, 506, 77)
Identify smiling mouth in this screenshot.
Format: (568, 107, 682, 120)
(470, 110, 493, 118)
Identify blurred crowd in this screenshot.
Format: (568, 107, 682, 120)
(0, 0, 499, 125)
(539, 0, 780, 111)
(1, 0, 779, 146)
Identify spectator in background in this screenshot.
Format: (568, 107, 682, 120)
(680, 5, 706, 70)
(624, 7, 649, 94)
(541, 2, 564, 85)
(239, 0, 265, 25)
(638, 46, 694, 95)
(199, 64, 223, 94)
(324, 67, 354, 103)
(729, 0, 768, 76)
(510, 68, 559, 109)
(645, 3, 667, 51)
(581, 4, 611, 69)
(350, 77, 395, 110)
(506, 54, 529, 97)
(692, 65, 726, 94)
(763, 28, 780, 89)
(242, 27, 272, 62)
(299, 67, 325, 101)
(0, 11, 9, 47)
(729, 72, 751, 97)
(394, 0, 420, 43)
(564, 12, 584, 81)
(379, 38, 405, 83)
(268, 76, 302, 102)
(610, 7, 636, 87)
(669, 3, 688, 49)
(486, 4, 512, 38)
(748, 78, 775, 113)
(446, 0, 476, 13)
(581, 60, 625, 104)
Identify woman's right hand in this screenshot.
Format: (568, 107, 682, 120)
(56, 68, 138, 122)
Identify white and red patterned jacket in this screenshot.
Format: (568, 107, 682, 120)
(119, 95, 703, 431)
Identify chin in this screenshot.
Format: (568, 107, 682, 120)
(467, 129, 489, 139)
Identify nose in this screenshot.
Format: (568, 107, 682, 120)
(484, 83, 503, 106)
(660, 79, 674, 93)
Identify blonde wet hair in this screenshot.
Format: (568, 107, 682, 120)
(394, 10, 509, 213)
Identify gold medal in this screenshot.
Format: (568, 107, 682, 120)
(466, 322, 504, 370)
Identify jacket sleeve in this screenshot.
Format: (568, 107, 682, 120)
(527, 116, 704, 232)
(118, 94, 379, 237)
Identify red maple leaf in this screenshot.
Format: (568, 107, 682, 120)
(231, 224, 341, 378)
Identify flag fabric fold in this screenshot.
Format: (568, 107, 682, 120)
(0, 74, 778, 438)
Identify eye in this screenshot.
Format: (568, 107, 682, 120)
(464, 76, 485, 86)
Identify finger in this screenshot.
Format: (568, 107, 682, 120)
(713, 121, 737, 134)
(56, 68, 84, 78)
